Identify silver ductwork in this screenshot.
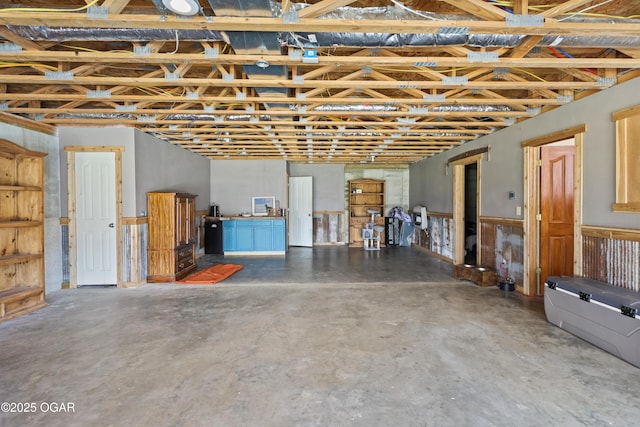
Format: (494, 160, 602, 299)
(207, 0, 289, 105)
(5, 26, 225, 42)
(4, 4, 639, 48)
(52, 113, 274, 121)
(307, 104, 400, 112)
(429, 105, 513, 112)
(48, 103, 514, 121)
(305, 104, 514, 113)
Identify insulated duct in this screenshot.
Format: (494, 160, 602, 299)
(207, 0, 288, 106)
(48, 104, 514, 121)
(4, 5, 640, 48)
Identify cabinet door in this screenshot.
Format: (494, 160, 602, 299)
(175, 195, 196, 246)
(272, 220, 286, 251)
(253, 223, 272, 251)
(175, 197, 186, 246)
(223, 221, 236, 251)
(186, 196, 195, 244)
(236, 222, 254, 251)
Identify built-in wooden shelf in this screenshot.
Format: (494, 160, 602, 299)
(0, 138, 46, 321)
(0, 221, 43, 228)
(0, 253, 43, 268)
(0, 185, 42, 191)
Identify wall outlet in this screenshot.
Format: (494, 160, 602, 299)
(516, 206, 522, 216)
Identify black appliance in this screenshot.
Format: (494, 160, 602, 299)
(204, 219, 223, 254)
(385, 217, 400, 246)
(209, 204, 220, 217)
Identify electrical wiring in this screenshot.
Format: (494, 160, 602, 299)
(59, 44, 132, 55)
(548, 46, 597, 75)
(0, 62, 58, 71)
(0, 0, 99, 13)
(133, 86, 181, 97)
(168, 31, 180, 55)
(372, 66, 475, 75)
(511, 68, 547, 82)
(558, 0, 614, 22)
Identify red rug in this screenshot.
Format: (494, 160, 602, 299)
(177, 263, 243, 284)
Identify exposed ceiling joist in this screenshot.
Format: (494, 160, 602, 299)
(0, 0, 638, 164)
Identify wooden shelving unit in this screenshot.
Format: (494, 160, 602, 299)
(348, 178, 385, 247)
(0, 138, 47, 321)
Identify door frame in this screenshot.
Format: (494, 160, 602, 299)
(65, 146, 124, 288)
(452, 154, 482, 265)
(522, 125, 585, 296)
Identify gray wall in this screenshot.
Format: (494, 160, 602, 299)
(0, 122, 62, 294)
(59, 127, 137, 217)
(289, 163, 345, 211)
(211, 159, 287, 216)
(134, 130, 210, 213)
(410, 77, 640, 229)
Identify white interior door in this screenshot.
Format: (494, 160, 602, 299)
(289, 176, 313, 247)
(75, 152, 117, 285)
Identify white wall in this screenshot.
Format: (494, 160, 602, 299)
(410, 77, 640, 230)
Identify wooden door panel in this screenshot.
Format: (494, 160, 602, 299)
(540, 145, 575, 289)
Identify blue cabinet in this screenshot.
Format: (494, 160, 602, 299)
(223, 219, 286, 254)
(222, 220, 236, 251)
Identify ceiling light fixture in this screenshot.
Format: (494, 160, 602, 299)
(161, 0, 200, 15)
(256, 59, 270, 69)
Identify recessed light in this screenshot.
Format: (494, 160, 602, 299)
(161, 0, 200, 15)
(256, 59, 270, 69)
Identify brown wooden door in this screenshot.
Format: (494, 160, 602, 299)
(540, 145, 575, 291)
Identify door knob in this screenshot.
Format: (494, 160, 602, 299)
(108, 223, 115, 228)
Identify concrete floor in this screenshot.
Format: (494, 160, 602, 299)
(1, 246, 639, 427)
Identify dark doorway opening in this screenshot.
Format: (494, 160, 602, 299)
(464, 163, 478, 265)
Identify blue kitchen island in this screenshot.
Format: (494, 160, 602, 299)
(222, 217, 286, 255)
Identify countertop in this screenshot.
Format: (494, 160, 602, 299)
(204, 216, 286, 221)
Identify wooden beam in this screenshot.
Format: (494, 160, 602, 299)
(101, 0, 131, 14)
(0, 95, 565, 109)
(513, 0, 529, 15)
(618, 48, 640, 58)
(509, 36, 543, 58)
(0, 50, 638, 70)
(447, 146, 490, 165)
(438, 0, 507, 21)
(0, 12, 639, 37)
(0, 111, 56, 135)
(542, 0, 597, 19)
(0, 26, 43, 51)
(0, 74, 603, 90)
(521, 124, 587, 147)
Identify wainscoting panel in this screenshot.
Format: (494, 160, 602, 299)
(582, 226, 640, 292)
(479, 217, 524, 288)
(413, 212, 454, 261)
(313, 211, 345, 244)
(122, 218, 148, 288)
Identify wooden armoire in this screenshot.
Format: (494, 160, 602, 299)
(147, 192, 197, 282)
